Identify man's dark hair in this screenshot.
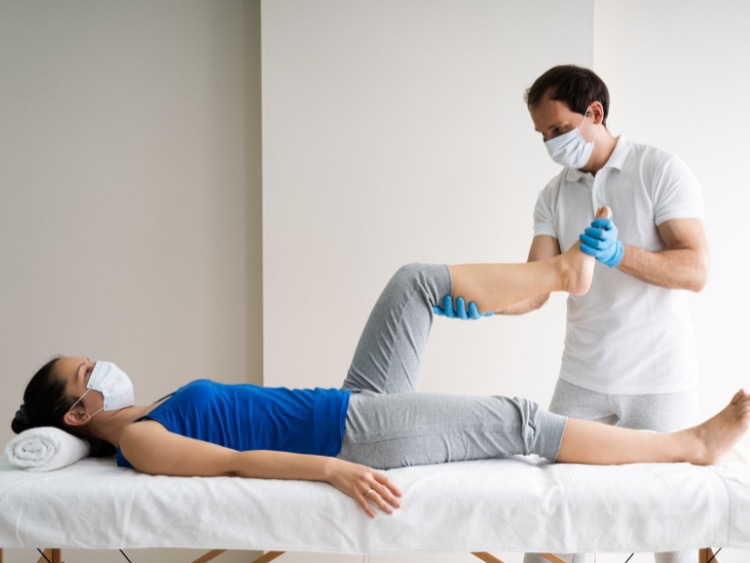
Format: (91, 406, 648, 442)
(525, 65, 610, 127)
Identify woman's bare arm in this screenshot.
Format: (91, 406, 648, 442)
(119, 420, 401, 517)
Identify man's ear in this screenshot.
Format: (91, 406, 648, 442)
(63, 409, 89, 427)
(589, 101, 605, 125)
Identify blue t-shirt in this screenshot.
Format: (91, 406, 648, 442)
(116, 380, 351, 468)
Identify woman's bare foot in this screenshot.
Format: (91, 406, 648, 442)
(687, 389, 750, 465)
(560, 243, 595, 295)
(558, 206, 611, 295)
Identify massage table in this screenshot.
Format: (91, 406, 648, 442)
(1, 451, 749, 563)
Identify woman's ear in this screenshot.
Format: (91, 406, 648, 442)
(63, 409, 89, 427)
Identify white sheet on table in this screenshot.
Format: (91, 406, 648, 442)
(0, 452, 749, 554)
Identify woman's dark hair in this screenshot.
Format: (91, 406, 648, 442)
(12, 357, 115, 457)
(524, 64, 610, 127)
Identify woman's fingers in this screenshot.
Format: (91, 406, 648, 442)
(358, 471, 402, 517)
(373, 472, 402, 501)
(361, 487, 392, 516)
(329, 459, 402, 517)
(358, 490, 377, 518)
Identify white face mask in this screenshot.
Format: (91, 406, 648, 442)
(68, 361, 135, 418)
(544, 112, 597, 169)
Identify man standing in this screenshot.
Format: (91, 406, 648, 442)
(523, 65, 707, 563)
(438, 65, 708, 563)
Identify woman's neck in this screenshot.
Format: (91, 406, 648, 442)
(89, 400, 167, 448)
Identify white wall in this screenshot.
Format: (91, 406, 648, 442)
(262, 0, 592, 408)
(0, 1, 259, 561)
(593, 3, 750, 562)
(594, 0, 750, 421)
(2, 1, 748, 562)
(263, 2, 749, 563)
(262, 2, 591, 562)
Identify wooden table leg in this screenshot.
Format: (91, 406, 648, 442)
(251, 552, 285, 563)
(191, 549, 285, 563)
(192, 549, 227, 563)
(36, 549, 62, 563)
(471, 553, 505, 563)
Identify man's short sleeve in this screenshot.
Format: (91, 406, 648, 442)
(533, 188, 558, 238)
(653, 156, 704, 225)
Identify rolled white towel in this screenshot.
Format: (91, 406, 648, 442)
(5, 427, 90, 471)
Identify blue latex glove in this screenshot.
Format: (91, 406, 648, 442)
(432, 295, 494, 319)
(579, 217, 624, 267)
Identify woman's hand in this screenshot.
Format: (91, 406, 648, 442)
(120, 430, 401, 518)
(326, 458, 402, 517)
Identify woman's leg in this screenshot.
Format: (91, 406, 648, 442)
(341, 263, 450, 394)
(339, 388, 750, 470)
(449, 207, 610, 314)
(339, 392, 567, 469)
(448, 240, 594, 314)
(557, 389, 750, 465)
(341, 250, 595, 394)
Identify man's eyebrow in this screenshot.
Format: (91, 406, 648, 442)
(535, 122, 563, 134)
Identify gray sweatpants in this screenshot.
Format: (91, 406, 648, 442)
(524, 380, 700, 563)
(337, 263, 568, 469)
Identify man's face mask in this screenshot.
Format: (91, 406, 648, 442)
(544, 111, 597, 169)
(68, 361, 134, 418)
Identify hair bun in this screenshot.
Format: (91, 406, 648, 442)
(14, 404, 30, 426)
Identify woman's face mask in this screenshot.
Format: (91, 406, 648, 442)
(544, 111, 597, 169)
(68, 361, 134, 418)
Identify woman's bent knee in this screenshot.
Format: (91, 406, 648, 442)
(388, 263, 450, 306)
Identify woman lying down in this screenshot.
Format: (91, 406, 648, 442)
(12, 209, 750, 518)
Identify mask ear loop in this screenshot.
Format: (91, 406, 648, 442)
(582, 107, 598, 144)
(68, 389, 102, 421)
(68, 389, 90, 413)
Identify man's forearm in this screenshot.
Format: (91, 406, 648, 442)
(617, 244, 708, 291)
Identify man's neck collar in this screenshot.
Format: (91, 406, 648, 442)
(580, 128, 618, 176)
(566, 135, 632, 181)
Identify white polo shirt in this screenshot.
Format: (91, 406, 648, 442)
(534, 136, 704, 394)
